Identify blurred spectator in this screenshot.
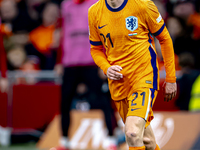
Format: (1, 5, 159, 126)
(53, 0, 119, 149)
(187, 11, 200, 40)
(168, 3, 200, 70)
(0, 0, 38, 71)
(0, 0, 40, 33)
(176, 52, 200, 110)
(0, 0, 18, 23)
(153, 1, 186, 71)
(6, 45, 38, 71)
(28, 2, 61, 70)
(7, 45, 26, 70)
(25, 0, 63, 21)
(26, 0, 49, 21)
(173, 1, 195, 21)
(173, 0, 200, 40)
(0, 18, 8, 93)
(153, 0, 168, 21)
(166, 17, 183, 41)
(0, 0, 16, 36)
(4, 44, 39, 85)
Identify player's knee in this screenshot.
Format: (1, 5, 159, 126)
(125, 131, 142, 146)
(143, 137, 156, 150)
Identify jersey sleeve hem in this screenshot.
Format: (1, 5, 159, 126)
(153, 23, 165, 36)
(90, 40, 103, 46)
(165, 77, 176, 83)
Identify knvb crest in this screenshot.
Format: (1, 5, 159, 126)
(126, 16, 138, 32)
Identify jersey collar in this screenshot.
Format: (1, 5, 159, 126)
(105, 0, 128, 12)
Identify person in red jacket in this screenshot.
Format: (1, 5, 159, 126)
(0, 21, 8, 93)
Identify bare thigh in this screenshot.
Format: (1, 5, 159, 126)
(125, 116, 146, 147)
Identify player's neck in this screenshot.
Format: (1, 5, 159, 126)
(106, 0, 124, 9)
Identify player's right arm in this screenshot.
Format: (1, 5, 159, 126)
(88, 6, 110, 75)
(88, 6, 123, 80)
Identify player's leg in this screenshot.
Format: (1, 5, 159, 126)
(143, 125, 159, 150)
(143, 89, 160, 150)
(125, 88, 157, 150)
(114, 99, 146, 150)
(125, 116, 146, 149)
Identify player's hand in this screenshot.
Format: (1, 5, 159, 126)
(107, 65, 123, 80)
(163, 82, 177, 102)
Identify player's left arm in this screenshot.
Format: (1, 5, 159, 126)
(156, 27, 177, 102)
(145, 0, 177, 101)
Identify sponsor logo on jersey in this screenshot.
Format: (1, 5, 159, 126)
(131, 108, 140, 111)
(98, 24, 107, 29)
(126, 16, 138, 32)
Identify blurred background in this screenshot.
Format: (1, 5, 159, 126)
(0, 0, 200, 150)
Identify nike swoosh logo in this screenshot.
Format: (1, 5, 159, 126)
(98, 24, 107, 29)
(131, 108, 140, 111)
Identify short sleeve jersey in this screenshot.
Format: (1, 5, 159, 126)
(89, 0, 166, 100)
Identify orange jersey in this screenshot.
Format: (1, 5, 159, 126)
(88, 0, 176, 100)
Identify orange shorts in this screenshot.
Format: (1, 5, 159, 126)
(114, 88, 158, 128)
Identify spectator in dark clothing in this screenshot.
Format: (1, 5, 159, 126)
(172, 1, 200, 70)
(176, 52, 200, 110)
(28, 2, 60, 70)
(1, 0, 40, 33)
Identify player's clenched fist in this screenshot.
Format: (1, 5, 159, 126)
(107, 65, 123, 80)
